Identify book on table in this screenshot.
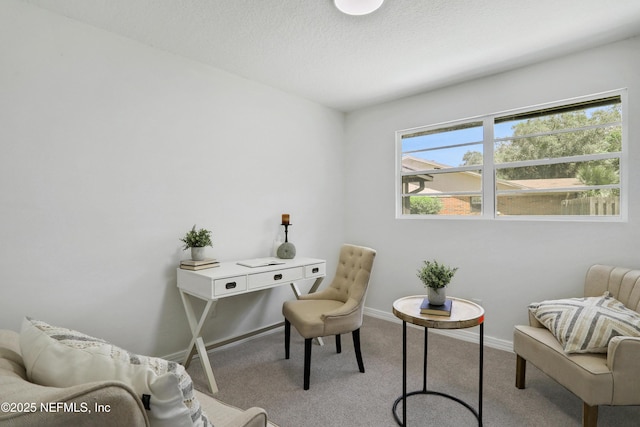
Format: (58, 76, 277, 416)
(180, 263, 220, 271)
(181, 258, 218, 266)
(420, 298, 452, 316)
(180, 258, 219, 270)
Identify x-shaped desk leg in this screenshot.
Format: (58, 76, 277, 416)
(180, 289, 219, 394)
(290, 276, 325, 346)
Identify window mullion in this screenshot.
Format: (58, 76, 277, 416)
(483, 117, 494, 218)
(404, 140, 484, 155)
(497, 184, 620, 195)
(495, 152, 621, 170)
(401, 164, 484, 176)
(494, 121, 622, 143)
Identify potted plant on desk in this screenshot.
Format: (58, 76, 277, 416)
(180, 225, 213, 261)
(417, 259, 458, 306)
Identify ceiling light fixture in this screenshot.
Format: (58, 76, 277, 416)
(334, 0, 384, 16)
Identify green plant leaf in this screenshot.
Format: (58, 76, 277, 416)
(179, 224, 213, 250)
(417, 259, 458, 289)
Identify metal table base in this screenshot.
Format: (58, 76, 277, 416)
(392, 322, 484, 426)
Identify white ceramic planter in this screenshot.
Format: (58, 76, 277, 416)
(191, 247, 205, 261)
(427, 286, 446, 305)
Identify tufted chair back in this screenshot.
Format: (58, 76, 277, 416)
(323, 244, 376, 303)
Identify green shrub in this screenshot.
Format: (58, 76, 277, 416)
(410, 196, 442, 215)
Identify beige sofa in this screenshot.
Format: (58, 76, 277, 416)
(0, 329, 275, 427)
(514, 264, 640, 427)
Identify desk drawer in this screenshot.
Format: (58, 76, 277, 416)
(214, 276, 247, 296)
(248, 267, 304, 290)
(305, 263, 325, 278)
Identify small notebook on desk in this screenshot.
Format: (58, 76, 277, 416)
(236, 257, 286, 268)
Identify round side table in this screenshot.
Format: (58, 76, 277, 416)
(392, 295, 485, 426)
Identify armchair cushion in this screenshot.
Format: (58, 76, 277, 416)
(19, 317, 212, 427)
(529, 294, 640, 353)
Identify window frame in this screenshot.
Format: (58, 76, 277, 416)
(395, 89, 628, 221)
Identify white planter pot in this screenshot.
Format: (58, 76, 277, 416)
(428, 286, 446, 306)
(191, 247, 206, 261)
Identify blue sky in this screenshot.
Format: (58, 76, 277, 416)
(401, 122, 518, 167)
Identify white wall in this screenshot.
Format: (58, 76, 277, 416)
(3, 1, 639, 358)
(0, 1, 345, 357)
(345, 36, 640, 347)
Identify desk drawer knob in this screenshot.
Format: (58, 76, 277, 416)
(225, 282, 237, 289)
(274, 274, 283, 280)
(312, 267, 319, 273)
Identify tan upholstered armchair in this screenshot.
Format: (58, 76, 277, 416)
(514, 264, 640, 427)
(282, 244, 376, 390)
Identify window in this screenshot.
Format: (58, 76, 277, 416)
(396, 90, 626, 220)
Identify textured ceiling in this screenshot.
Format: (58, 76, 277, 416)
(20, 0, 640, 112)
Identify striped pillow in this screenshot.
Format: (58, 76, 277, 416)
(529, 294, 640, 353)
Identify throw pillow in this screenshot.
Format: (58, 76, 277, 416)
(19, 317, 212, 427)
(529, 294, 640, 353)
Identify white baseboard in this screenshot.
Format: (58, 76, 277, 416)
(364, 307, 514, 353)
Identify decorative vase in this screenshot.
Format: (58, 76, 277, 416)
(428, 286, 446, 306)
(190, 247, 206, 261)
(277, 242, 296, 259)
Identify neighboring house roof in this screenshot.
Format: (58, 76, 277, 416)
(402, 156, 450, 172)
(402, 156, 583, 193)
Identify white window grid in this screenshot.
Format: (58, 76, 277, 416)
(396, 89, 627, 221)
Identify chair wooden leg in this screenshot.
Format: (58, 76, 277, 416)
(304, 338, 312, 390)
(515, 354, 526, 389)
(335, 334, 341, 353)
(284, 319, 290, 360)
(352, 329, 365, 373)
(582, 402, 598, 427)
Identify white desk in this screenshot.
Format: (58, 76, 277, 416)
(177, 257, 326, 393)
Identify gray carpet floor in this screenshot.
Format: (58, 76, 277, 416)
(187, 315, 640, 426)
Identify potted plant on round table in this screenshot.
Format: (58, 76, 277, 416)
(417, 259, 458, 306)
(180, 225, 213, 261)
